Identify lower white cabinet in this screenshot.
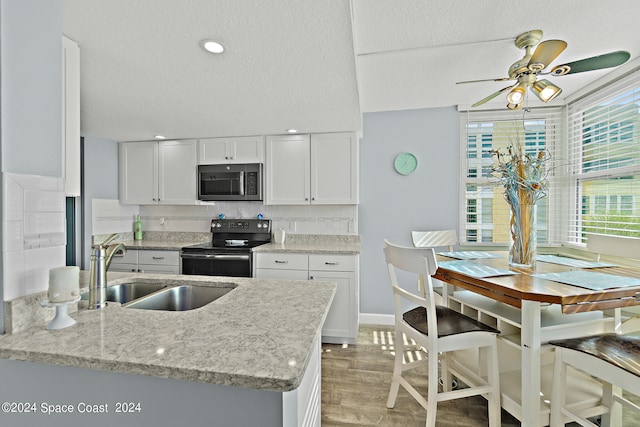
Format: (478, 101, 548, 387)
(254, 252, 359, 344)
(110, 249, 180, 275)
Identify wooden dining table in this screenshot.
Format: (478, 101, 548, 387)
(433, 253, 640, 427)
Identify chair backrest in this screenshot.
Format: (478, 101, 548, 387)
(586, 233, 640, 261)
(384, 239, 439, 338)
(411, 229, 457, 251)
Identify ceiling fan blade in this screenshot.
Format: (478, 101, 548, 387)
(457, 77, 513, 85)
(549, 51, 631, 76)
(528, 40, 568, 71)
(471, 84, 517, 107)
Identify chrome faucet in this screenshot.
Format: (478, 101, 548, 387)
(88, 233, 126, 309)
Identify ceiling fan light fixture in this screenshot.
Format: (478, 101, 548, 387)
(532, 79, 562, 102)
(507, 102, 523, 111)
(506, 86, 526, 104)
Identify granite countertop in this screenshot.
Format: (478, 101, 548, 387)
(0, 273, 336, 392)
(252, 234, 361, 254)
(118, 240, 206, 250)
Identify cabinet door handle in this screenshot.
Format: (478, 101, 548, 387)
(309, 276, 314, 280)
(131, 268, 136, 272)
(325, 262, 339, 266)
(152, 256, 165, 260)
(275, 260, 288, 264)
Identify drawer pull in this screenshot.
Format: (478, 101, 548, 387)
(152, 256, 165, 260)
(275, 260, 288, 264)
(325, 262, 340, 266)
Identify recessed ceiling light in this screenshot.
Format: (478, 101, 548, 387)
(154, 135, 166, 139)
(287, 129, 298, 133)
(200, 40, 225, 54)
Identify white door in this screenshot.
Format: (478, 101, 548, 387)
(309, 271, 354, 339)
(158, 140, 197, 204)
(265, 134, 311, 204)
(232, 136, 264, 163)
(198, 138, 231, 164)
(311, 132, 358, 204)
(119, 141, 158, 204)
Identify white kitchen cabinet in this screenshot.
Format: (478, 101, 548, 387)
(311, 133, 358, 204)
(110, 249, 180, 274)
(198, 136, 264, 164)
(265, 134, 311, 204)
(62, 36, 80, 197)
(254, 252, 359, 344)
(119, 140, 197, 205)
(265, 132, 358, 205)
(158, 140, 197, 204)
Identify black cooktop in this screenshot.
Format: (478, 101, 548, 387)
(181, 218, 272, 253)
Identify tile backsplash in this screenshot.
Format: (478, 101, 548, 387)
(92, 200, 358, 236)
(2, 173, 66, 301)
(139, 202, 358, 234)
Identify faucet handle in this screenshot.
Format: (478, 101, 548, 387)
(97, 233, 119, 248)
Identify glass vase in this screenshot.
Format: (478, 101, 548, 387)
(509, 203, 537, 268)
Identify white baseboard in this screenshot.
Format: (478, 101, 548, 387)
(359, 313, 394, 326)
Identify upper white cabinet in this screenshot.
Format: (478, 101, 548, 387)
(198, 136, 264, 164)
(265, 134, 311, 204)
(119, 140, 197, 205)
(265, 132, 358, 205)
(311, 133, 358, 204)
(62, 36, 80, 197)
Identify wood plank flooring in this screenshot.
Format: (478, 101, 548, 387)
(321, 325, 640, 426)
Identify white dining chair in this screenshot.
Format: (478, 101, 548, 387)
(411, 229, 457, 251)
(383, 240, 501, 427)
(410, 229, 457, 302)
(586, 233, 640, 334)
(549, 333, 640, 427)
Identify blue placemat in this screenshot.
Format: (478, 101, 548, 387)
(438, 251, 502, 260)
(438, 260, 518, 278)
(536, 254, 617, 268)
(532, 270, 640, 290)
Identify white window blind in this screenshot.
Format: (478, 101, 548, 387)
(460, 108, 563, 245)
(566, 72, 640, 243)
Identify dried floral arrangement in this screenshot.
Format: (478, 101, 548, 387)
(491, 139, 550, 266)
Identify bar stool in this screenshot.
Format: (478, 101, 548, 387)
(550, 333, 640, 426)
(383, 240, 501, 427)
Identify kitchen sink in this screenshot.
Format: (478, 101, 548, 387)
(123, 284, 235, 311)
(105, 282, 168, 304)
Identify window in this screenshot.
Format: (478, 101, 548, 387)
(567, 74, 640, 242)
(461, 109, 562, 245)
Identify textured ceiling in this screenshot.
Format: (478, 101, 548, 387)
(353, 0, 640, 112)
(62, 0, 361, 142)
(62, 0, 640, 142)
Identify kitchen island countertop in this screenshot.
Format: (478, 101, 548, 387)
(0, 273, 336, 392)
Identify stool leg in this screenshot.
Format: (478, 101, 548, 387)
(550, 347, 567, 427)
(486, 340, 501, 427)
(387, 329, 403, 408)
(425, 348, 439, 427)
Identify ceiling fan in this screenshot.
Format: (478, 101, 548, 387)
(458, 30, 631, 109)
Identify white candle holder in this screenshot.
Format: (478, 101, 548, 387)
(40, 297, 81, 330)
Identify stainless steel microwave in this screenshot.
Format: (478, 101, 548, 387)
(197, 163, 263, 201)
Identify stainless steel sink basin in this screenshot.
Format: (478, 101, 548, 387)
(123, 285, 235, 311)
(105, 282, 168, 304)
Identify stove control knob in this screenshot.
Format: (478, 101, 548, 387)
(217, 223, 222, 228)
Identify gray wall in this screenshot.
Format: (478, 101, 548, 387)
(0, 0, 63, 333)
(81, 135, 120, 268)
(359, 107, 460, 315)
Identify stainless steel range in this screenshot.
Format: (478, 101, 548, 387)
(180, 218, 271, 277)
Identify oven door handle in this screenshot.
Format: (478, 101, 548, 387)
(181, 253, 250, 261)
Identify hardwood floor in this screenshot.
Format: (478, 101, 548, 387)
(321, 325, 640, 426)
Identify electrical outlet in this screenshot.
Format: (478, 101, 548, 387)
(160, 218, 166, 225)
